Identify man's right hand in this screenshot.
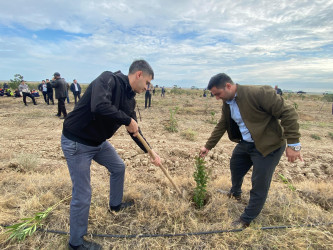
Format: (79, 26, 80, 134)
(199, 147, 210, 158)
(126, 118, 139, 137)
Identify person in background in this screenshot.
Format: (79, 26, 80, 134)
(200, 73, 302, 228)
(51, 72, 67, 119)
(161, 86, 166, 97)
(46, 79, 54, 105)
(14, 89, 21, 98)
(275, 85, 283, 96)
(66, 81, 70, 104)
(18, 80, 37, 106)
(61, 59, 161, 250)
(31, 89, 40, 97)
(3, 82, 9, 90)
(70, 79, 81, 104)
(38, 80, 48, 103)
(203, 88, 207, 97)
(5, 88, 14, 97)
(145, 82, 152, 108)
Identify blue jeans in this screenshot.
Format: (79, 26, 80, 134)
(229, 141, 285, 223)
(61, 134, 125, 246)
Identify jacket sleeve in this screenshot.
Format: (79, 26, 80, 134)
(51, 80, 57, 88)
(128, 129, 149, 153)
(205, 109, 228, 150)
(90, 72, 132, 126)
(124, 99, 151, 153)
(258, 86, 300, 144)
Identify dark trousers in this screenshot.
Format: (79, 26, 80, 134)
(57, 97, 67, 117)
(47, 92, 54, 105)
(73, 92, 81, 104)
(22, 92, 36, 105)
(229, 141, 285, 223)
(42, 91, 48, 103)
(145, 92, 151, 108)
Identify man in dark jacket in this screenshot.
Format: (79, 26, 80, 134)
(144, 82, 152, 108)
(51, 72, 67, 118)
(70, 79, 81, 104)
(200, 73, 302, 228)
(46, 79, 54, 105)
(38, 80, 48, 103)
(62, 60, 161, 250)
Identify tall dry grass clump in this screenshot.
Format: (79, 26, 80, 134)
(16, 153, 39, 172)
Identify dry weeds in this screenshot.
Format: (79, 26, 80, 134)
(0, 91, 332, 249)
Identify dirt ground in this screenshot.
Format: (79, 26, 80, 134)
(0, 90, 332, 249)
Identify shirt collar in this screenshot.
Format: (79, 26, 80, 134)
(226, 93, 237, 104)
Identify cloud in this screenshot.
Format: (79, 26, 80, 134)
(0, 0, 332, 92)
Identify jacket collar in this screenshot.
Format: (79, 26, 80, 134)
(115, 71, 136, 99)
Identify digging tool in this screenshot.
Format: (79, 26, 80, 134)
(136, 133, 184, 198)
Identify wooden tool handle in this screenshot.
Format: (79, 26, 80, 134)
(136, 133, 183, 197)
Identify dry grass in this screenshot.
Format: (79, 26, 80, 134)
(0, 92, 332, 249)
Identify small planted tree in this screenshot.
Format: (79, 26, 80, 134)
(193, 156, 209, 209)
(165, 107, 179, 132)
(207, 111, 217, 124)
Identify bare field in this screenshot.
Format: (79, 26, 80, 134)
(0, 91, 332, 249)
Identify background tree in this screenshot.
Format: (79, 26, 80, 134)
(9, 74, 24, 90)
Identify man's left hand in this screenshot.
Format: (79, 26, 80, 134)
(150, 150, 161, 166)
(286, 147, 303, 162)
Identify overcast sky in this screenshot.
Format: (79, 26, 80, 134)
(1, 0, 333, 92)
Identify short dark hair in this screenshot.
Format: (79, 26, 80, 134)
(207, 73, 234, 90)
(129, 60, 154, 79)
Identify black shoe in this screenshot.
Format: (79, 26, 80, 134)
(231, 218, 250, 229)
(24, 104, 28, 106)
(109, 200, 135, 212)
(68, 239, 102, 250)
(227, 191, 241, 201)
(55, 114, 61, 117)
(34, 103, 37, 105)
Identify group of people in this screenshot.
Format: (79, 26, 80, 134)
(47, 72, 81, 119)
(0, 83, 22, 98)
(58, 60, 303, 249)
(5, 74, 81, 120)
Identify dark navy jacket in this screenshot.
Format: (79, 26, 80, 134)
(70, 82, 81, 94)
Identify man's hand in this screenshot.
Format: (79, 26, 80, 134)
(199, 147, 210, 158)
(286, 147, 303, 162)
(126, 119, 139, 137)
(150, 150, 161, 166)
